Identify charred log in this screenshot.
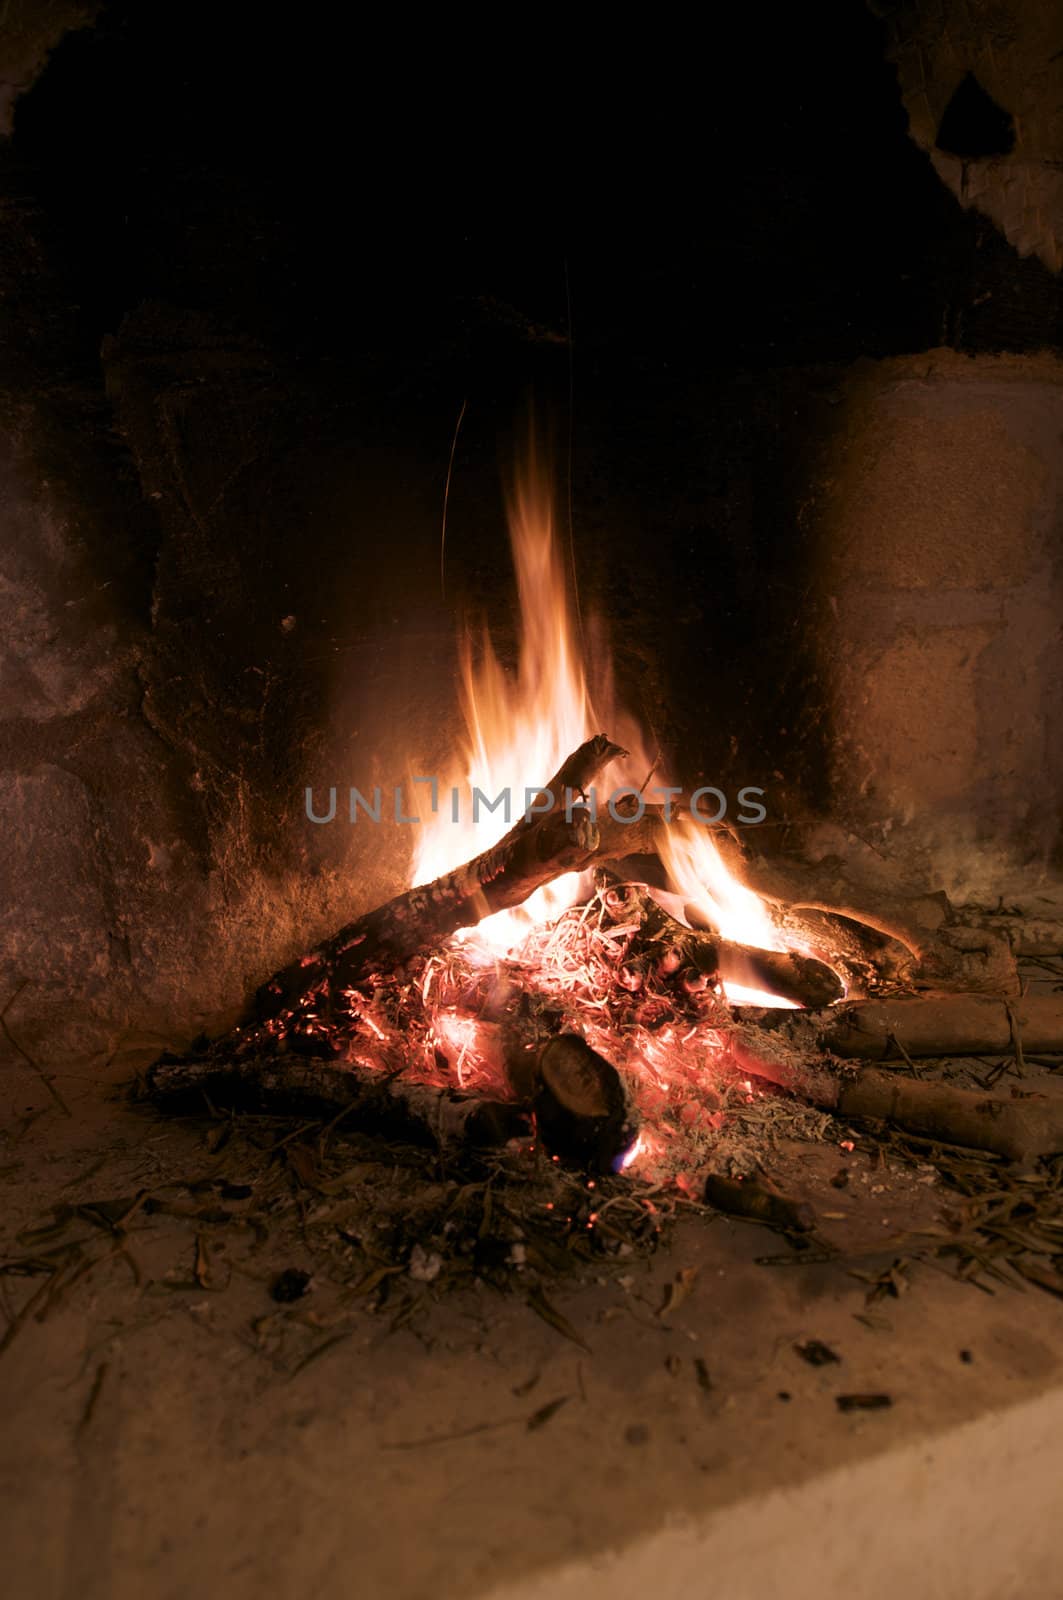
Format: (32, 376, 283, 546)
(533, 1033, 639, 1174)
(143, 1047, 530, 1148)
(496, 988, 639, 1172)
(772, 907, 918, 996)
(256, 734, 626, 1021)
(705, 847, 1021, 996)
(715, 943, 845, 1010)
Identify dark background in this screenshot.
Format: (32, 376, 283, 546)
(13, 2, 1060, 382)
(8, 3, 1059, 797)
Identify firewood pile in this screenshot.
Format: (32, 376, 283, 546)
(146, 735, 1063, 1202)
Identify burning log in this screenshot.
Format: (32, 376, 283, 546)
(256, 734, 626, 1021)
(772, 907, 919, 996)
(144, 1047, 530, 1148)
(701, 842, 953, 957)
(714, 943, 844, 1010)
(596, 875, 845, 1010)
(700, 845, 1021, 996)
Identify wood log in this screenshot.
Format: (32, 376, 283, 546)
(707, 846, 951, 957)
(705, 849, 1021, 996)
(143, 1048, 530, 1147)
(596, 874, 845, 1009)
(493, 985, 640, 1171)
(953, 911, 1063, 958)
(817, 994, 1063, 1060)
(772, 907, 918, 996)
(256, 734, 626, 1020)
(716, 944, 844, 1009)
(533, 1033, 639, 1173)
(832, 1070, 1063, 1163)
(725, 1019, 1063, 1162)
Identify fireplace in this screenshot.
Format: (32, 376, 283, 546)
(3, 5, 1063, 1599)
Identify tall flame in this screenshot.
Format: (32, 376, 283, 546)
(411, 443, 797, 994)
(410, 456, 603, 950)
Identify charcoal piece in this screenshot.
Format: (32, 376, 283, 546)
(835, 1393, 892, 1412)
(794, 1339, 840, 1367)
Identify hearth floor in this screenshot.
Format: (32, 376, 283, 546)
(2, 1067, 1063, 1600)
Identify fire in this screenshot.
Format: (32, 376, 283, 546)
(719, 982, 800, 1011)
(411, 447, 624, 951)
(411, 439, 802, 998)
(429, 1009, 485, 1087)
(658, 823, 783, 952)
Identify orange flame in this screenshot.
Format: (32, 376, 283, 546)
(411, 452, 619, 951)
(411, 442, 806, 999)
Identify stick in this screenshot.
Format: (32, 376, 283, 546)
(595, 874, 845, 1010)
(143, 1049, 529, 1148)
(703, 1173, 815, 1231)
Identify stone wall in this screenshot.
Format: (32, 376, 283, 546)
(805, 351, 1063, 899)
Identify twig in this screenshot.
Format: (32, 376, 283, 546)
(0, 1272, 55, 1356)
(439, 396, 468, 600)
(1006, 999, 1027, 1078)
(289, 1327, 356, 1377)
(384, 1416, 519, 1450)
(77, 1362, 109, 1435)
(637, 751, 662, 796)
(886, 1030, 922, 1080)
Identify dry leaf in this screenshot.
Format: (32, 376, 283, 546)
(526, 1395, 570, 1431)
(657, 1266, 699, 1319)
(526, 1287, 590, 1352)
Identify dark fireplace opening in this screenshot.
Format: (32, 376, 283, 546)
(3, 5, 1063, 1598)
